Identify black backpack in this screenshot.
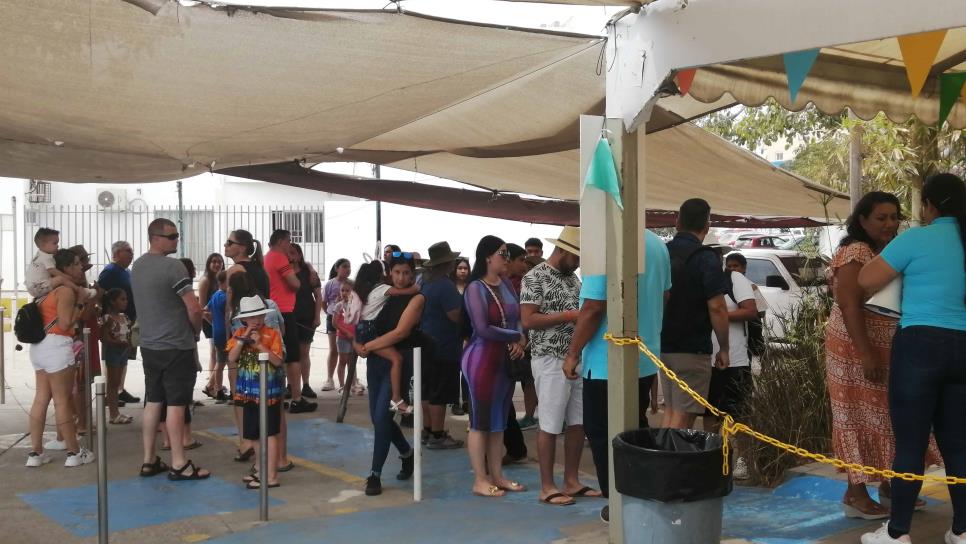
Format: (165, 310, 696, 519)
(723, 272, 766, 358)
(14, 296, 56, 344)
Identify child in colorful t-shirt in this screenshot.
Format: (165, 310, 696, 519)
(227, 296, 285, 489)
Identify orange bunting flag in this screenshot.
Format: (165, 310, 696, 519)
(675, 69, 698, 96)
(897, 30, 948, 97)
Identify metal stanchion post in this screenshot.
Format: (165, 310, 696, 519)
(83, 327, 93, 452)
(1, 306, 5, 405)
(94, 375, 108, 544)
(258, 352, 269, 522)
(413, 347, 422, 502)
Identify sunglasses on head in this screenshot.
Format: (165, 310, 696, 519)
(391, 251, 414, 259)
(152, 232, 180, 241)
(496, 250, 510, 259)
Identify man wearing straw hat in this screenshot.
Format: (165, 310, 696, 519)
(521, 226, 599, 505)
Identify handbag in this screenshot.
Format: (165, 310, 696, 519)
(479, 281, 531, 382)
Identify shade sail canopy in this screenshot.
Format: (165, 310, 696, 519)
(220, 162, 832, 228)
(1, 0, 848, 220)
(688, 30, 966, 128)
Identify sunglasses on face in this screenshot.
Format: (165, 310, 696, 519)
(224, 239, 242, 247)
(391, 251, 414, 259)
(153, 232, 180, 241)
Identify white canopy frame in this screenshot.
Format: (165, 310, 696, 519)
(592, 2, 966, 540)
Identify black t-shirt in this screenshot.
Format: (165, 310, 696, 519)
(240, 261, 270, 300)
(293, 267, 316, 321)
(661, 232, 728, 354)
(376, 293, 430, 351)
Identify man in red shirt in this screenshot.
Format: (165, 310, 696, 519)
(265, 229, 317, 413)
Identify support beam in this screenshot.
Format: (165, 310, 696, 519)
(608, 0, 966, 129)
(849, 110, 863, 210)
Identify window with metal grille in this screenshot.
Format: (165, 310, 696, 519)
(155, 209, 214, 274)
(271, 211, 324, 244)
(28, 180, 52, 204)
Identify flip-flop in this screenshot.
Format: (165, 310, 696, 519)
(568, 486, 603, 498)
(246, 478, 280, 490)
(234, 447, 255, 462)
(540, 492, 576, 506)
(497, 481, 526, 492)
(472, 485, 505, 498)
(184, 440, 203, 450)
(278, 461, 295, 472)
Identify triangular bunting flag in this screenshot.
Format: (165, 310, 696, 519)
(783, 49, 820, 103)
(675, 69, 698, 96)
(939, 72, 966, 127)
(584, 138, 623, 210)
(897, 30, 947, 97)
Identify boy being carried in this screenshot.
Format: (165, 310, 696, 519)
(26, 228, 93, 301)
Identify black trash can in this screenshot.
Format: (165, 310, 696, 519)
(613, 428, 733, 543)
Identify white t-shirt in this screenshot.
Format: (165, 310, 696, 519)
(360, 284, 392, 321)
(25, 250, 56, 298)
(711, 271, 756, 368)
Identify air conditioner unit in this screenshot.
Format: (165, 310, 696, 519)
(95, 187, 127, 211)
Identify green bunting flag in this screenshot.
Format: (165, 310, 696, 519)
(584, 137, 623, 210)
(939, 72, 966, 127)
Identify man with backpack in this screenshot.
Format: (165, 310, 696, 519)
(661, 198, 731, 430)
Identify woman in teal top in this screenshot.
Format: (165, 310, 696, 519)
(859, 173, 966, 544)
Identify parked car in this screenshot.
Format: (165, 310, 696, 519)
(734, 234, 788, 249)
(731, 248, 828, 341)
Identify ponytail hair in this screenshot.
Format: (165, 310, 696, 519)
(922, 173, 966, 305)
(231, 229, 263, 266)
(353, 261, 385, 304)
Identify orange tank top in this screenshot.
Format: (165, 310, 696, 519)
(38, 287, 74, 338)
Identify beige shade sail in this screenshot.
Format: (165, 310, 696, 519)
(688, 29, 966, 128)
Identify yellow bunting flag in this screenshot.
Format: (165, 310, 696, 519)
(897, 30, 948, 97)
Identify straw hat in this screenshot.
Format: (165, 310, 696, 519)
(422, 241, 461, 268)
(545, 226, 580, 257)
(236, 296, 273, 319)
(67, 244, 94, 271)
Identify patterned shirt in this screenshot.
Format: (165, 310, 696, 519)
(520, 262, 581, 358)
(227, 326, 286, 405)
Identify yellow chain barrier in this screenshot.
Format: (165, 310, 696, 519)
(604, 333, 966, 485)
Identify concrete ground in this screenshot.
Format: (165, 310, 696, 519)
(0, 331, 956, 543)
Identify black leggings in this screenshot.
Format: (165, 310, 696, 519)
(888, 326, 966, 536)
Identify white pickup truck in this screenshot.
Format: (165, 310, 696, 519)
(732, 248, 829, 340)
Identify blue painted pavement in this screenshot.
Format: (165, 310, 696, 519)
(17, 476, 284, 538)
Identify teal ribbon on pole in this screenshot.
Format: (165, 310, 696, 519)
(584, 137, 623, 210)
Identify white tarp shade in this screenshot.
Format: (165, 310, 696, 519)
(0, 0, 847, 218)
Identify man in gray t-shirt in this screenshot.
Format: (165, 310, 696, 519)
(131, 218, 207, 480)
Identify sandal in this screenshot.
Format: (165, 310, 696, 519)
(168, 460, 211, 481)
(841, 496, 889, 520)
(472, 485, 505, 498)
(110, 414, 133, 424)
(496, 481, 526, 492)
(567, 486, 603, 498)
(139, 456, 169, 477)
(540, 492, 576, 506)
(246, 477, 280, 490)
(278, 461, 295, 472)
(390, 399, 413, 415)
(234, 447, 255, 462)
(202, 385, 217, 399)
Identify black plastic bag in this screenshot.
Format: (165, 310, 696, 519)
(613, 428, 732, 503)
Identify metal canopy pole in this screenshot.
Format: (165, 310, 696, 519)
(83, 327, 93, 452)
(176, 181, 185, 258)
(94, 375, 109, 544)
(258, 352, 269, 521)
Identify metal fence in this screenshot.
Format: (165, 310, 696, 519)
(21, 205, 327, 282)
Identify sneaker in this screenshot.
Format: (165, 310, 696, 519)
(321, 379, 336, 392)
(365, 474, 382, 496)
(946, 530, 966, 544)
(64, 449, 95, 467)
(25, 451, 51, 467)
(118, 390, 140, 404)
(427, 432, 464, 450)
(289, 398, 318, 414)
(861, 523, 911, 544)
(517, 415, 538, 430)
(302, 384, 318, 399)
(733, 457, 750, 481)
(118, 400, 126, 407)
(44, 439, 67, 451)
(397, 452, 414, 481)
(600, 505, 609, 524)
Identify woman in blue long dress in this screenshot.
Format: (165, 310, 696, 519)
(462, 235, 527, 497)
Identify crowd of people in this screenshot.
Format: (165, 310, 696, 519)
(16, 173, 966, 541)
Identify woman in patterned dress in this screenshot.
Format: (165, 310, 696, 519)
(826, 191, 940, 519)
(462, 235, 527, 497)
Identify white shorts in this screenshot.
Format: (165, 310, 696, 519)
(532, 354, 583, 434)
(29, 333, 77, 374)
